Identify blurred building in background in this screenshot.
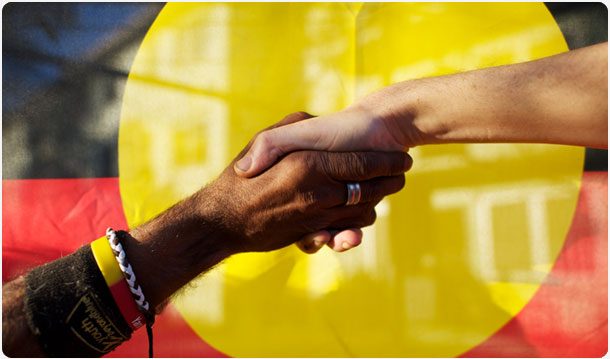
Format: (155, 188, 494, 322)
(3, 3, 164, 179)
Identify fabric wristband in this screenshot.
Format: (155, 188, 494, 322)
(91, 236, 146, 331)
(24, 245, 133, 357)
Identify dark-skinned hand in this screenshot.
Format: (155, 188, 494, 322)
(199, 111, 412, 254)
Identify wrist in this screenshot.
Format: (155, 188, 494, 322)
(124, 189, 234, 307)
(372, 71, 504, 147)
(350, 79, 442, 148)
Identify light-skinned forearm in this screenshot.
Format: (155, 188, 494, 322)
(358, 42, 608, 149)
(234, 43, 607, 178)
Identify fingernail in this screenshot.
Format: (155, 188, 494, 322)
(236, 156, 251, 172)
(342, 242, 351, 250)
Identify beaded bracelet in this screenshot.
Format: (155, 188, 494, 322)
(105, 228, 151, 313)
(90, 236, 146, 330)
(105, 228, 156, 357)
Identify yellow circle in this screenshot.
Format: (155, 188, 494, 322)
(119, 3, 583, 357)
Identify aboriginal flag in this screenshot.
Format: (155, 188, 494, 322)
(3, 3, 607, 357)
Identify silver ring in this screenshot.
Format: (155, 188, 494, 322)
(345, 183, 361, 206)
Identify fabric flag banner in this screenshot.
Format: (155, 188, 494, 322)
(3, 3, 607, 357)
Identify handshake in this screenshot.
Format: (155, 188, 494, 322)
(2, 111, 413, 358)
(204, 111, 412, 256)
(108, 111, 413, 309)
(113, 42, 608, 309)
(6, 42, 606, 356)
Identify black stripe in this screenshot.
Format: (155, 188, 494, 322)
(2, 3, 164, 179)
(3, 4, 606, 179)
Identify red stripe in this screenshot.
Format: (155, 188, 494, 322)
(3, 174, 606, 357)
(2, 177, 228, 357)
(2, 178, 129, 282)
(461, 171, 608, 357)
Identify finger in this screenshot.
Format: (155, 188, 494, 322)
(235, 116, 335, 177)
(321, 152, 413, 182)
(295, 230, 331, 254)
(327, 228, 363, 252)
(345, 174, 405, 206)
(327, 207, 377, 230)
(322, 175, 405, 208)
(234, 112, 315, 162)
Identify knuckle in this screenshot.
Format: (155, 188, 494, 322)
(296, 239, 317, 254)
(361, 152, 385, 177)
(318, 152, 337, 175)
(395, 174, 406, 191)
(257, 132, 272, 151)
(389, 153, 406, 175)
(390, 152, 412, 175)
(366, 179, 382, 199)
(301, 190, 318, 209)
(403, 153, 414, 172)
(344, 152, 367, 178)
(258, 131, 284, 159)
(251, 129, 263, 141)
(355, 153, 370, 176)
(301, 187, 334, 209)
(364, 209, 377, 227)
(377, 152, 408, 177)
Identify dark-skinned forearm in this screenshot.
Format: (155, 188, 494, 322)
(124, 187, 234, 309)
(2, 277, 45, 357)
(1, 188, 231, 357)
(1, 145, 409, 356)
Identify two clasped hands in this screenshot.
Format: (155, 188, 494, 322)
(226, 42, 608, 257)
(125, 42, 606, 309)
(3, 42, 606, 358)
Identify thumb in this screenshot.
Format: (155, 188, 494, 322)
(234, 119, 330, 177)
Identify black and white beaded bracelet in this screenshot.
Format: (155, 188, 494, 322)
(106, 227, 156, 357)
